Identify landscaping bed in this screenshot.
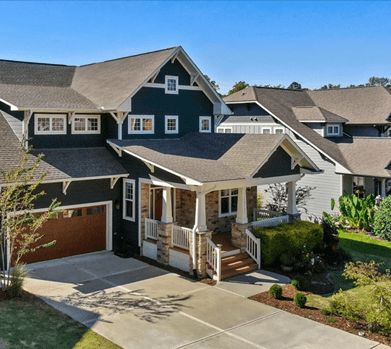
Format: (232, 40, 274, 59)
(250, 284, 391, 347)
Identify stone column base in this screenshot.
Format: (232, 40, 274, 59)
(157, 222, 172, 266)
(231, 222, 253, 253)
(288, 213, 301, 223)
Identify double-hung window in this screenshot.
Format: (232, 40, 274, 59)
(199, 116, 212, 133)
(262, 127, 271, 134)
(274, 128, 284, 134)
(128, 115, 154, 134)
(71, 115, 100, 134)
(123, 179, 135, 221)
(165, 76, 178, 94)
(35, 114, 66, 135)
(219, 189, 238, 216)
(327, 124, 340, 136)
(165, 115, 178, 134)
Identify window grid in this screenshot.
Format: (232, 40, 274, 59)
(123, 179, 135, 221)
(165, 115, 178, 134)
(72, 115, 100, 134)
(128, 116, 154, 134)
(35, 114, 67, 135)
(327, 124, 340, 136)
(220, 188, 239, 216)
(200, 116, 211, 133)
(165, 76, 179, 94)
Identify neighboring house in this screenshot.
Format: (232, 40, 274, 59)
(219, 85, 391, 220)
(0, 47, 319, 280)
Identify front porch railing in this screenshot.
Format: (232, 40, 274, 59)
(253, 208, 285, 221)
(145, 218, 158, 240)
(171, 225, 191, 250)
(245, 229, 261, 269)
(206, 237, 221, 281)
(252, 214, 289, 229)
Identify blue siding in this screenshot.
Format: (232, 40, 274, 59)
(344, 125, 380, 137)
(0, 101, 24, 121)
(229, 103, 270, 117)
(123, 87, 214, 139)
(29, 113, 110, 149)
(153, 59, 191, 86)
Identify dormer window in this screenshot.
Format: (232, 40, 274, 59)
(327, 124, 340, 136)
(71, 115, 100, 134)
(165, 76, 178, 94)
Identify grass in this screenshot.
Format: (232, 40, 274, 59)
(0, 294, 122, 349)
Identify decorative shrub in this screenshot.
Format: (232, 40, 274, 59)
(254, 221, 323, 266)
(327, 317, 337, 323)
(337, 194, 375, 231)
(279, 252, 295, 266)
(373, 195, 391, 240)
(320, 215, 340, 254)
(294, 293, 307, 308)
(269, 284, 283, 299)
(291, 275, 306, 291)
(321, 309, 331, 316)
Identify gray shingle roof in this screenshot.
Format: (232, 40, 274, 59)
(292, 106, 348, 123)
(109, 133, 293, 183)
(335, 138, 391, 178)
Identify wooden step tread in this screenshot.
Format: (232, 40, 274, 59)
(221, 253, 249, 264)
(221, 263, 258, 280)
(221, 258, 255, 272)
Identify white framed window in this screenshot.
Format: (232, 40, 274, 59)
(274, 128, 284, 134)
(123, 179, 135, 221)
(200, 116, 212, 133)
(165, 75, 179, 94)
(262, 127, 271, 134)
(219, 188, 238, 217)
(71, 115, 100, 134)
(217, 127, 233, 133)
(128, 115, 154, 134)
(35, 114, 67, 135)
(327, 124, 340, 136)
(165, 115, 178, 134)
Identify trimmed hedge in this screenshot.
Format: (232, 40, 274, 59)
(254, 221, 323, 266)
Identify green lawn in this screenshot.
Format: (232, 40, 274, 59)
(0, 294, 122, 349)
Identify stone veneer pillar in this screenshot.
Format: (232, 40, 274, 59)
(231, 222, 253, 253)
(157, 222, 172, 265)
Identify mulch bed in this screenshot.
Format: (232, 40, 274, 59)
(250, 284, 391, 347)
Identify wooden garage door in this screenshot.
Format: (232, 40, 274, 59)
(18, 205, 107, 265)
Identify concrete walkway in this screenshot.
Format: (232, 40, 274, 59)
(24, 251, 386, 349)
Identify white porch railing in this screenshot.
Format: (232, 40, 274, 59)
(245, 229, 261, 269)
(206, 237, 222, 281)
(145, 218, 158, 240)
(171, 225, 191, 250)
(252, 215, 289, 229)
(253, 208, 285, 221)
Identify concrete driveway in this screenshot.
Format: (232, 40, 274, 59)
(24, 251, 385, 349)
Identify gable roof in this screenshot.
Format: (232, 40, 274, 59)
(108, 133, 318, 184)
(335, 138, 391, 178)
(292, 106, 348, 123)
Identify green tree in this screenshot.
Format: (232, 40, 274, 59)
(287, 81, 302, 90)
(368, 76, 391, 87)
(204, 75, 220, 92)
(320, 83, 341, 89)
(228, 81, 249, 95)
(0, 141, 60, 297)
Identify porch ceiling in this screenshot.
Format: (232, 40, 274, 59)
(108, 133, 319, 184)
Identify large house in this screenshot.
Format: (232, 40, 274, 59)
(0, 47, 318, 280)
(219, 85, 391, 219)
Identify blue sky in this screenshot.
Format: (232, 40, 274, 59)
(1, 1, 390, 94)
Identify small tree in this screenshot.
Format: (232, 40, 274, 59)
(264, 183, 316, 214)
(228, 81, 249, 95)
(0, 141, 59, 296)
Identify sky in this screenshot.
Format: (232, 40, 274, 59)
(1, 1, 390, 94)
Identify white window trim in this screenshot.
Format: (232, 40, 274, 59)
(219, 188, 238, 217)
(262, 127, 272, 134)
(128, 115, 155, 134)
(327, 124, 340, 136)
(200, 116, 212, 133)
(165, 115, 179, 134)
(274, 128, 284, 134)
(217, 127, 233, 133)
(71, 115, 101, 134)
(34, 114, 67, 135)
(123, 179, 136, 222)
(165, 75, 179, 94)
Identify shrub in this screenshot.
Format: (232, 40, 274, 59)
(254, 221, 323, 266)
(280, 252, 295, 266)
(373, 195, 391, 240)
(291, 275, 306, 291)
(321, 215, 340, 254)
(9, 264, 28, 298)
(327, 317, 337, 323)
(294, 293, 307, 308)
(321, 309, 331, 316)
(338, 194, 375, 231)
(269, 284, 283, 299)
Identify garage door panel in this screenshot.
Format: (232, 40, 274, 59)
(17, 205, 107, 265)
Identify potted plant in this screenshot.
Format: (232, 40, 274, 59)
(279, 252, 296, 272)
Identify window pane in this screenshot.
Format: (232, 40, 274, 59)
(126, 183, 133, 200)
(74, 118, 85, 131)
(231, 189, 238, 196)
(88, 118, 98, 131)
(231, 196, 238, 213)
(334, 126, 339, 134)
(221, 189, 230, 197)
(167, 118, 176, 131)
(275, 129, 283, 134)
(225, 129, 232, 133)
(64, 209, 83, 218)
(131, 118, 141, 131)
(87, 206, 105, 215)
(167, 78, 177, 91)
(221, 197, 229, 214)
(263, 129, 271, 134)
(52, 118, 64, 131)
(38, 118, 50, 131)
(217, 129, 224, 133)
(202, 119, 210, 130)
(143, 118, 153, 131)
(126, 201, 133, 218)
(328, 126, 333, 134)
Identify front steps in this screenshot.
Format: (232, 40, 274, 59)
(206, 252, 258, 281)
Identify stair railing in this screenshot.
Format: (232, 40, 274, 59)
(245, 229, 261, 269)
(206, 237, 222, 281)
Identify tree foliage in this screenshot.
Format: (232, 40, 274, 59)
(228, 81, 249, 95)
(368, 76, 391, 87)
(204, 75, 220, 92)
(320, 83, 341, 90)
(0, 141, 60, 296)
(287, 81, 302, 90)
